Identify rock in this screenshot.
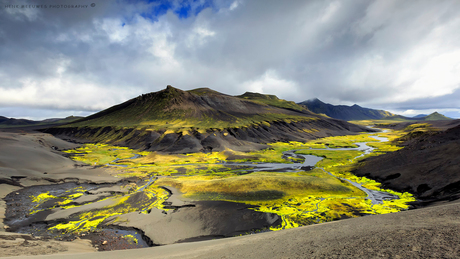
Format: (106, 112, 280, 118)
(102, 240, 108, 245)
(3, 225, 9, 229)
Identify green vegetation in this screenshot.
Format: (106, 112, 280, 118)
(66, 114, 316, 133)
(62, 86, 316, 133)
(64, 144, 148, 165)
(38, 128, 419, 235)
(123, 234, 139, 244)
(29, 187, 92, 215)
(349, 112, 452, 126)
(156, 171, 364, 202)
(48, 183, 170, 234)
(424, 112, 453, 121)
(237, 92, 305, 111)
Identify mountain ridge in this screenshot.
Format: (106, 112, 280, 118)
(0, 115, 82, 128)
(67, 85, 316, 130)
(43, 86, 373, 153)
(299, 98, 453, 121)
(299, 98, 394, 121)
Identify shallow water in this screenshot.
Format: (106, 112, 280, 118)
(103, 133, 397, 205)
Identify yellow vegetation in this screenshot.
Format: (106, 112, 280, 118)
(55, 127, 417, 234)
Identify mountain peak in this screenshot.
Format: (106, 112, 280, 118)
(304, 98, 323, 104)
(424, 111, 453, 121)
(63, 86, 316, 129)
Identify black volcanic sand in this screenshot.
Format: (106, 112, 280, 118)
(2, 181, 153, 251)
(3, 123, 460, 257)
(11, 200, 460, 259)
(82, 228, 150, 251)
(4, 182, 111, 232)
(3, 169, 280, 250)
(377, 119, 460, 131)
(354, 123, 460, 204)
(109, 199, 280, 245)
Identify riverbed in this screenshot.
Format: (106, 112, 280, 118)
(3, 130, 414, 250)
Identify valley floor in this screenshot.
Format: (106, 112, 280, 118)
(1, 124, 459, 258)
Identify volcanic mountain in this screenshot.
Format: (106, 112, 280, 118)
(44, 86, 372, 153)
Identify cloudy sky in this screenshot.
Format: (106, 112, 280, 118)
(1, 0, 460, 120)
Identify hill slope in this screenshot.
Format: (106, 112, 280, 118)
(353, 123, 460, 204)
(424, 111, 452, 121)
(68, 86, 314, 129)
(44, 86, 372, 153)
(299, 98, 394, 121)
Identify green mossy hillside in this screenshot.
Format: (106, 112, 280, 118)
(237, 92, 305, 111)
(62, 86, 317, 131)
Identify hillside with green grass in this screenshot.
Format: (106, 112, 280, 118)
(236, 92, 304, 111)
(66, 86, 315, 130)
(423, 112, 452, 121)
(44, 86, 372, 153)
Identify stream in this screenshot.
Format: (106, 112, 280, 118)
(105, 132, 399, 205)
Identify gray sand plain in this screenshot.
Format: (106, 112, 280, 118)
(4, 200, 460, 258)
(0, 130, 119, 256)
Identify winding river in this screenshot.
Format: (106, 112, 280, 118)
(106, 132, 399, 206)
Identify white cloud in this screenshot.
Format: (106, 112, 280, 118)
(229, 1, 239, 11)
(240, 70, 301, 100)
(1, 0, 460, 119)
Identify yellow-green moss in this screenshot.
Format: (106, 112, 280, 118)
(57, 129, 416, 233)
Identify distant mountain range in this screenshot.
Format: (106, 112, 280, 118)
(299, 98, 452, 121)
(0, 116, 82, 128)
(384, 112, 453, 121)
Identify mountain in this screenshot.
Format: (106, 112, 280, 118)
(0, 116, 82, 128)
(299, 99, 453, 122)
(423, 112, 453, 121)
(384, 112, 453, 122)
(66, 86, 314, 129)
(0, 116, 38, 127)
(44, 86, 372, 153)
(298, 98, 394, 121)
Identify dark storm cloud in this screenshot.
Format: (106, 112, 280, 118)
(1, 0, 460, 119)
